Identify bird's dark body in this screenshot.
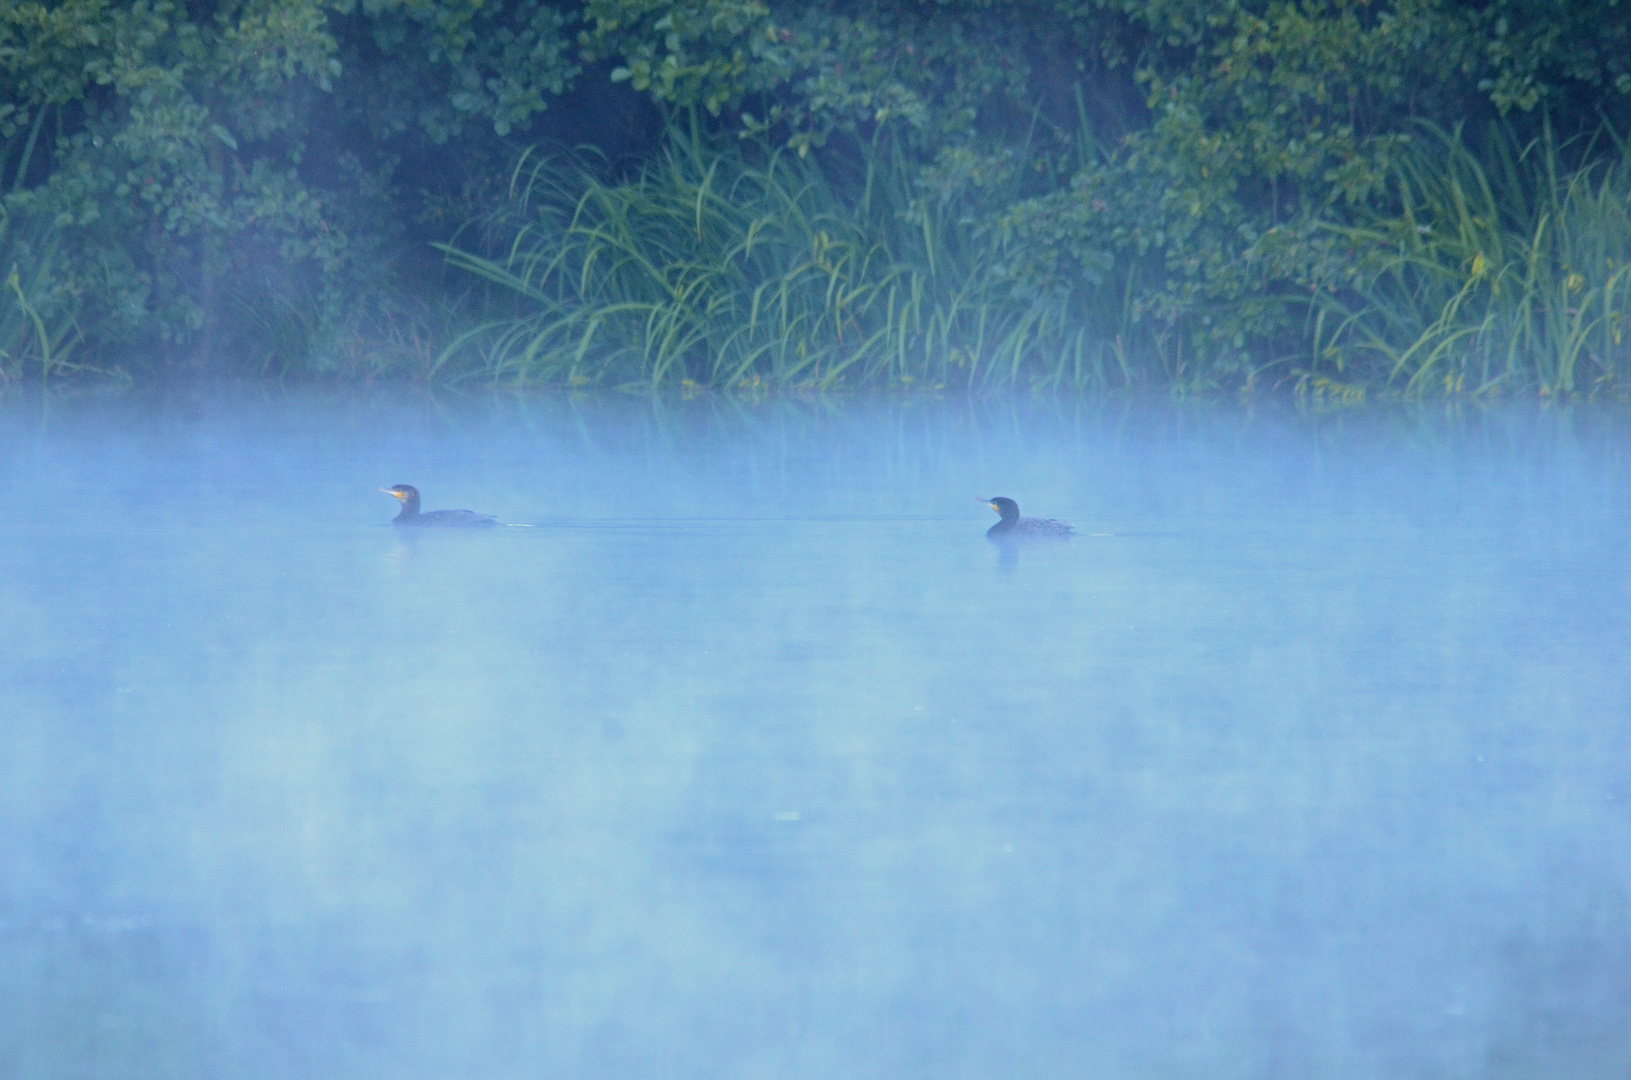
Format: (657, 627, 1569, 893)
(380, 485, 498, 527)
(400, 508, 498, 527)
(983, 496, 1073, 539)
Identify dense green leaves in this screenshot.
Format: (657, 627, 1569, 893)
(2, 0, 1629, 387)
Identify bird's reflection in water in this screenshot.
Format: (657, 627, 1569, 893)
(990, 536, 1020, 573)
(988, 529, 1081, 573)
(385, 534, 418, 573)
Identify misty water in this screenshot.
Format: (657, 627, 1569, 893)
(1, 389, 1627, 1079)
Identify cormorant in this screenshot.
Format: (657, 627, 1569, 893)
(980, 496, 1073, 539)
(379, 485, 498, 527)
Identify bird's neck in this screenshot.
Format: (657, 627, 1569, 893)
(393, 495, 421, 521)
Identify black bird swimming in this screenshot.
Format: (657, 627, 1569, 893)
(379, 484, 498, 527)
(981, 496, 1073, 539)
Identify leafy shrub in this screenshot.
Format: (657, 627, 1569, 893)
(4, 0, 1631, 388)
(1311, 123, 1631, 396)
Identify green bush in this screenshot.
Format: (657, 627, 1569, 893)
(3, 0, 1631, 389)
(1309, 123, 1631, 396)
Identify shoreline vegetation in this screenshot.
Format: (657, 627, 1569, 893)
(5, 1, 1631, 397)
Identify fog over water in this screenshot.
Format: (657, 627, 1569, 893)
(1, 389, 1628, 1079)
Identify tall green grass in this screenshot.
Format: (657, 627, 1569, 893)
(1311, 123, 1631, 397)
(0, 207, 80, 383)
(434, 136, 1125, 390)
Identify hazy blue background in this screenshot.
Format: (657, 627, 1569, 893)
(1, 390, 1628, 1079)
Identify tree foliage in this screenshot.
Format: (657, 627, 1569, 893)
(1, 0, 1627, 384)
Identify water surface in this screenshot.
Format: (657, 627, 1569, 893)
(1, 390, 1628, 1079)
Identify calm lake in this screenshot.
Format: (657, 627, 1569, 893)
(1, 389, 1627, 1079)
